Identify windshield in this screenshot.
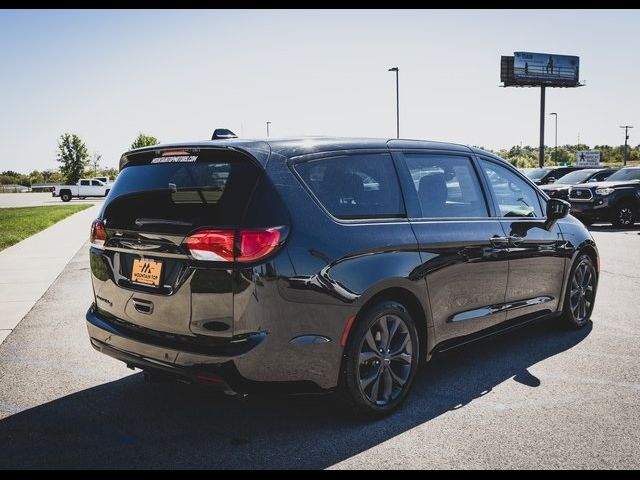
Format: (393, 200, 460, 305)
(605, 168, 640, 182)
(526, 168, 551, 180)
(554, 169, 598, 185)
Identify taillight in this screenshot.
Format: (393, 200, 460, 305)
(185, 227, 283, 263)
(186, 230, 235, 261)
(90, 219, 107, 249)
(238, 228, 281, 262)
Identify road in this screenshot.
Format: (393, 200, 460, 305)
(0, 192, 104, 208)
(0, 227, 638, 469)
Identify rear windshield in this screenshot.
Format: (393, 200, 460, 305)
(525, 168, 552, 180)
(102, 150, 261, 233)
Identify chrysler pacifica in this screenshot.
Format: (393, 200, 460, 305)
(87, 138, 598, 416)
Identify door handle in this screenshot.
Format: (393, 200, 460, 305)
(509, 235, 523, 246)
(490, 236, 510, 248)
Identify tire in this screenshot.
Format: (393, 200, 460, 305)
(562, 254, 597, 329)
(60, 192, 72, 202)
(337, 300, 420, 418)
(611, 202, 636, 228)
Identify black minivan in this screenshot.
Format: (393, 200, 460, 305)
(87, 138, 598, 416)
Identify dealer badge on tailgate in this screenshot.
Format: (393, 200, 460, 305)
(131, 258, 163, 286)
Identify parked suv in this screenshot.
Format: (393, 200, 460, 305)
(540, 168, 617, 200)
(569, 167, 640, 227)
(87, 138, 599, 416)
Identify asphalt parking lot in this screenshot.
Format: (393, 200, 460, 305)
(0, 227, 638, 469)
(0, 192, 104, 208)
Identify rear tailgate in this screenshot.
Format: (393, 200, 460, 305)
(89, 147, 263, 340)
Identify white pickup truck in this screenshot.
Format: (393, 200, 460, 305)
(52, 178, 111, 202)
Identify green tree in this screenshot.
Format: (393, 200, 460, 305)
(98, 167, 119, 180)
(42, 169, 64, 184)
(131, 133, 160, 150)
(29, 170, 44, 185)
(57, 133, 89, 184)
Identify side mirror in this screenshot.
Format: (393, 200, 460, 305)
(545, 198, 570, 229)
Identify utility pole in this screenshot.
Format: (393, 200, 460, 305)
(550, 112, 558, 163)
(266, 121, 271, 137)
(388, 67, 399, 139)
(538, 86, 546, 168)
(620, 125, 634, 166)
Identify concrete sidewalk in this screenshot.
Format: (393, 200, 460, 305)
(0, 205, 100, 345)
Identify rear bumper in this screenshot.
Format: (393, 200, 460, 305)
(86, 305, 331, 394)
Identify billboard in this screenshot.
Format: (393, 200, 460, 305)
(576, 150, 601, 167)
(513, 52, 579, 86)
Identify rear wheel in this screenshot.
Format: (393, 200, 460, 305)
(562, 254, 597, 328)
(60, 192, 71, 202)
(612, 203, 636, 228)
(338, 300, 419, 418)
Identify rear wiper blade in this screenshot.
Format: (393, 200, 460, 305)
(135, 218, 193, 227)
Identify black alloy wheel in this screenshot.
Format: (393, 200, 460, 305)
(339, 301, 419, 417)
(563, 254, 597, 328)
(612, 204, 636, 228)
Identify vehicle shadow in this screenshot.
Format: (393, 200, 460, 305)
(0, 319, 592, 469)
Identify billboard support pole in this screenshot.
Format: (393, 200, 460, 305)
(539, 86, 546, 168)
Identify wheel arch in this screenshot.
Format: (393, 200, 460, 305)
(612, 192, 638, 209)
(558, 240, 599, 313)
(351, 284, 430, 364)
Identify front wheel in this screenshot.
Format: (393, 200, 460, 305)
(338, 301, 419, 418)
(612, 203, 636, 228)
(562, 254, 597, 328)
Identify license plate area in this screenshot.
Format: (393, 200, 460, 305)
(131, 258, 163, 286)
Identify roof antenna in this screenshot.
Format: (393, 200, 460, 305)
(212, 128, 237, 140)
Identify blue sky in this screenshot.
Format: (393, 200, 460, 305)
(0, 9, 638, 172)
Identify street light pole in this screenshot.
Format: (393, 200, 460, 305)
(538, 86, 546, 168)
(266, 121, 271, 138)
(388, 67, 399, 139)
(620, 125, 634, 166)
(550, 112, 558, 163)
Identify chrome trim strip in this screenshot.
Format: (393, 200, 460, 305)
(449, 296, 554, 323)
(104, 246, 189, 260)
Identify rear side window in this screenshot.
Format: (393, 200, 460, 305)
(402, 154, 488, 218)
(294, 153, 404, 220)
(80, 180, 90, 186)
(102, 150, 261, 234)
